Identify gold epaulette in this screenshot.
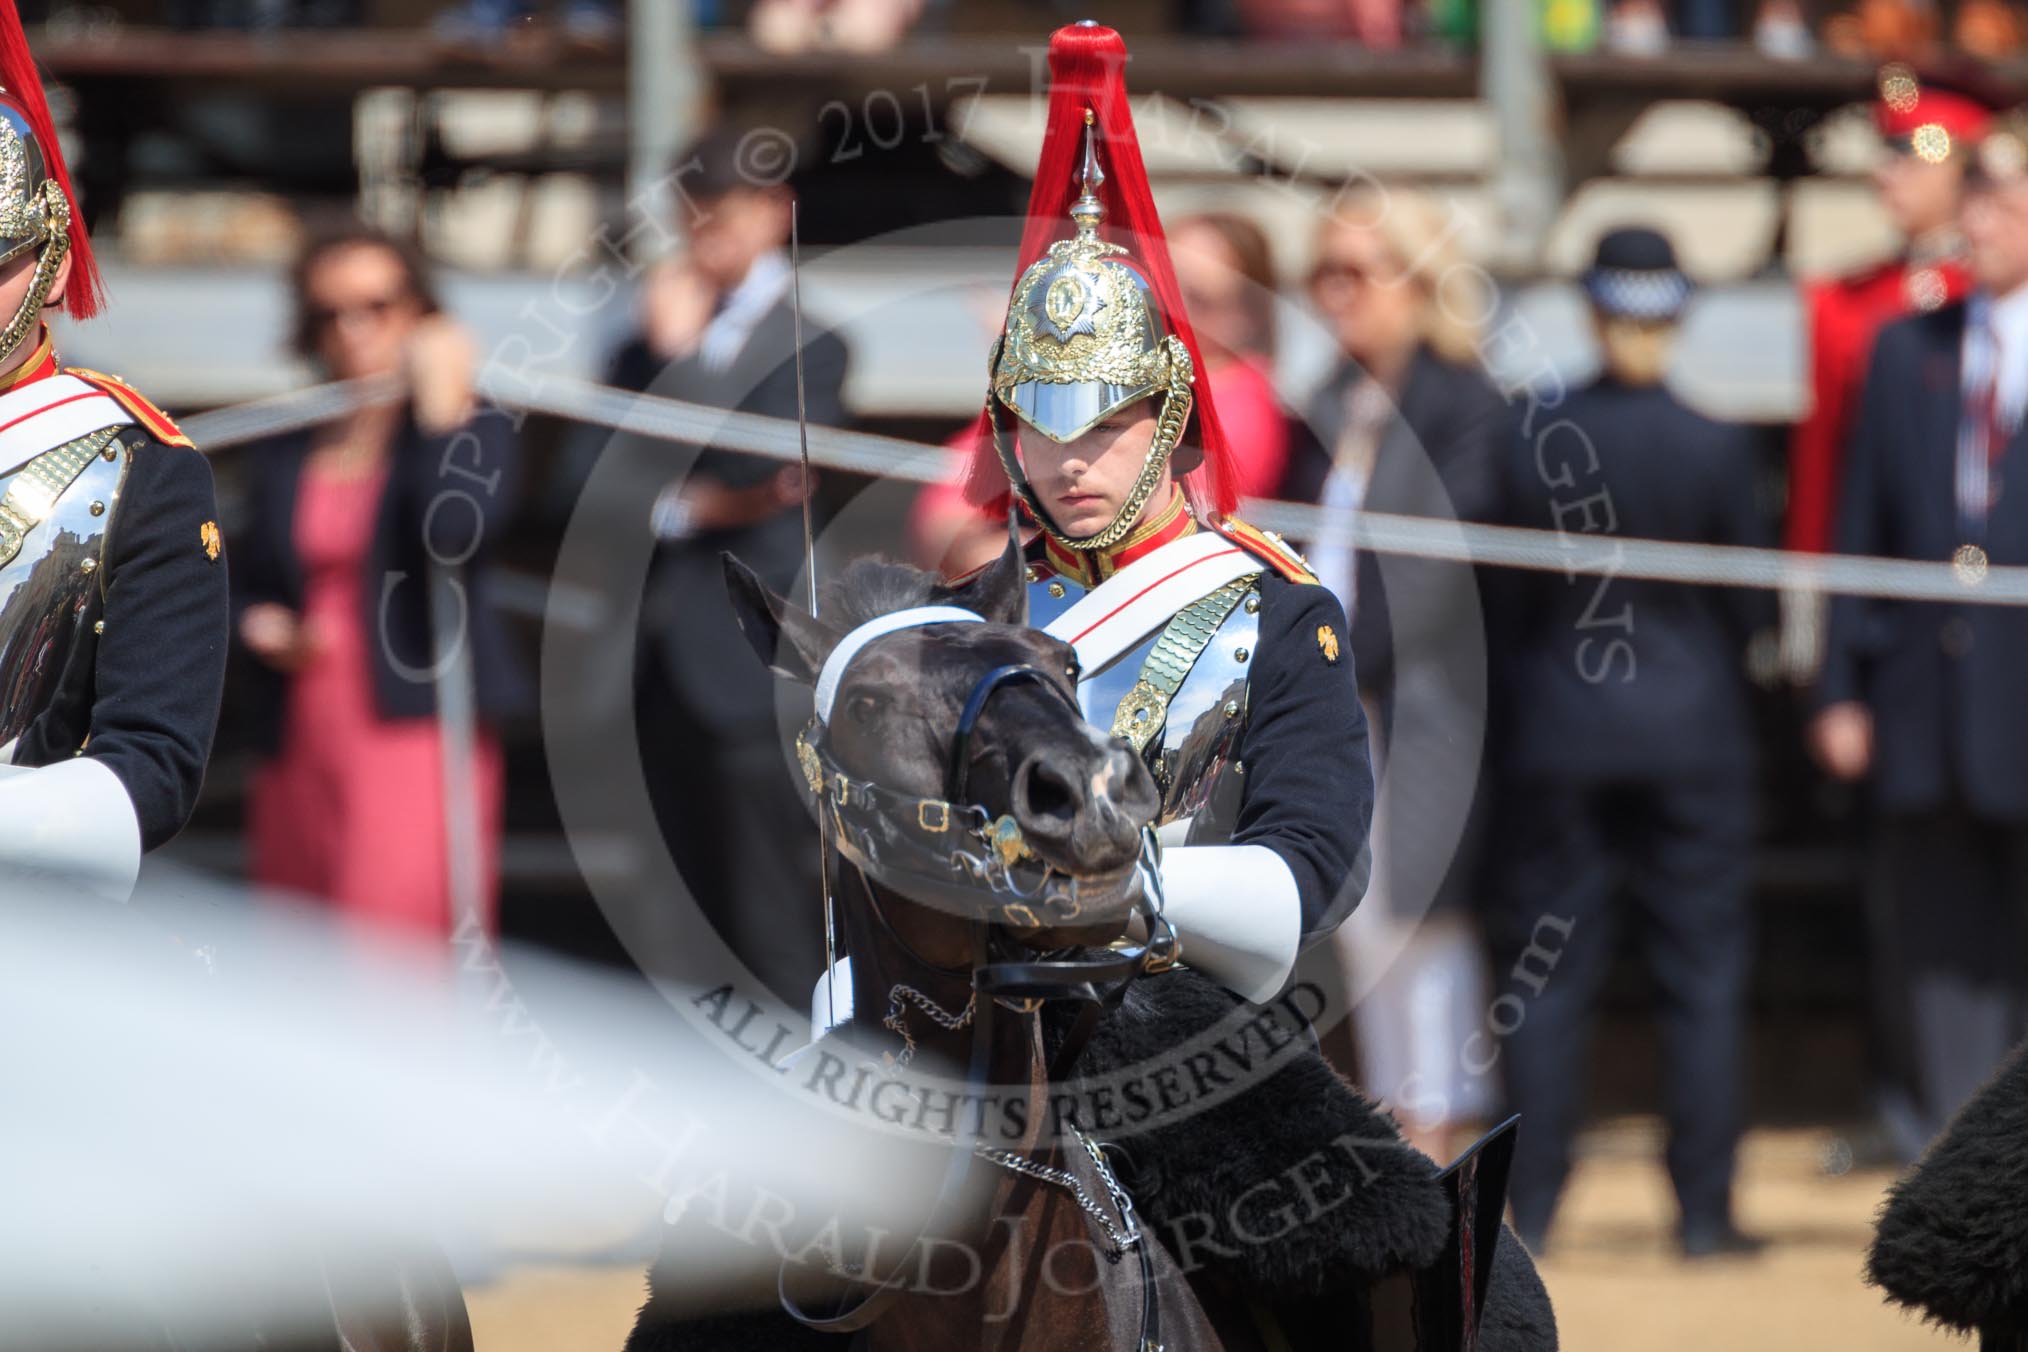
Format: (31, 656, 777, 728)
(1213, 516, 1319, 585)
(65, 367, 194, 449)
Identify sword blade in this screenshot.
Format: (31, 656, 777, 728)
(789, 199, 837, 1031)
(790, 200, 817, 618)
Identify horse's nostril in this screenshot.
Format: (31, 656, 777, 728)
(1111, 747, 1158, 813)
(1016, 756, 1080, 827)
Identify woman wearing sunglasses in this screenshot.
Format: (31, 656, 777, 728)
(230, 227, 529, 937)
(1278, 188, 1510, 1165)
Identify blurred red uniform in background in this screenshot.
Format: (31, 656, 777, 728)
(1787, 66, 1998, 555)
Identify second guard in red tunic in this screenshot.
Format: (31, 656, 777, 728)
(1788, 64, 2001, 557)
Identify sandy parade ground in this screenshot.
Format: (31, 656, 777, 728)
(461, 1117, 1951, 1351)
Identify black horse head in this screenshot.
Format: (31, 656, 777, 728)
(723, 535, 1160, 950)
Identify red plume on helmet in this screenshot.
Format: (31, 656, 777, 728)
(961, 21, 1238, 518)
(0, 1, 102, 320)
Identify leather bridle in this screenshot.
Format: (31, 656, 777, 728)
(795, 663, 1180, 967)
(779, 658, 1177, 1349)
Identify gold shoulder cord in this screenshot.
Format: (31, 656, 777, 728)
(1109, 576, 1257, 752)
(0, 425, 120, 570)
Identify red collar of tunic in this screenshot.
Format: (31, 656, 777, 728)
(1033, 487, 1196, 588)
(0, 329, 60, 391)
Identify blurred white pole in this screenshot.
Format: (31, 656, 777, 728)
(0, 877, 946, 1341)
(628, 0, 703, 263)
(1482, 0, 1563, 272)
(431, 563, 487, 955)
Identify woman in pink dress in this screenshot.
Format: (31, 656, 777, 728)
(234, 229, 528, 936)
(1171, 211, 1290, 503)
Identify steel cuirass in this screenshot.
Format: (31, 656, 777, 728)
(1028, 565, 1264, 844)
(0, 424, 127, 750)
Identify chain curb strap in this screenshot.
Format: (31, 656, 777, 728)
(881, 982, 976, 1072)
(975, 1127, 1142, 1261)
(0, 426, 121, 569)
(1109, 575, 1255, 753)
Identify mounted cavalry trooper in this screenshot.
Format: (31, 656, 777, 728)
(0, 7, 227, 899)
(812, 25, 1367, 1036)
(960, 79, 1365, 1016)
(786, 21, 1557, 1350)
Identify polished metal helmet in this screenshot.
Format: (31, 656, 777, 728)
(0, 96, 74, 364)
(988, 112, 1194, 552)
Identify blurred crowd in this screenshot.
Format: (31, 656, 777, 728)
(221, 58, 2028, 1263)
(31, 0, 2022, 58)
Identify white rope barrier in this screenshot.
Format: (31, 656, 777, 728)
(182, 374, 400, 450)
(180, 372, 2027, 608)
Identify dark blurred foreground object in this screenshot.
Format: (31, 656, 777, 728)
(1869, 1037, 2028, 1350)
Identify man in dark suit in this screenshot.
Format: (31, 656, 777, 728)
(1491, 228, 1773, 1257)
(1812, 107, 2028, 1154)
(577, 127, 850, 1001)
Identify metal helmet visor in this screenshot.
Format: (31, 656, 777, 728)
(999, 375, 1152, 445)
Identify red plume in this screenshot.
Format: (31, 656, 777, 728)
(0, 1, 102, 320)
(961, 22, 1237, 518)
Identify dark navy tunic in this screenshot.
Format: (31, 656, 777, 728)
(13, 428, 229, 850)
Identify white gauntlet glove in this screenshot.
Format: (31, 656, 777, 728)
(1157, 845, 1301, 1004)
(0, 758, 142, 901)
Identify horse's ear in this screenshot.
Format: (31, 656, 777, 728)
(722, 553, 841, 685)
(941, 530, 1028, 626)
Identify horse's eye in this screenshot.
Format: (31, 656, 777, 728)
(846, 692, 880, 726)
(1065, 656, 1081, 683)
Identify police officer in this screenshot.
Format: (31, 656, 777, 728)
(1493, 227, 1772, 1256)
(0, 8, 227, 898)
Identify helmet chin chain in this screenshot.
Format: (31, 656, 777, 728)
(0, 181, 66, 367)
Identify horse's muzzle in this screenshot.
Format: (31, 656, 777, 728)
(1010, 741, 1156, 878)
